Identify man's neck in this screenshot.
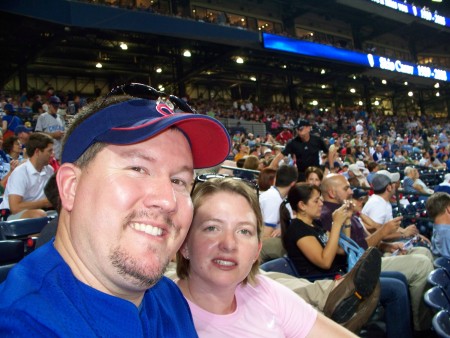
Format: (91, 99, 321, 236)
(30, 157, 44, 172)
(377, 192, 390, 202)
(275, 185, 291, 198)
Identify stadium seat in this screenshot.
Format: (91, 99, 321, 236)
(424, 286, 450, 312)
(0, 217, 50, 255)
(428, 268, 450, 291)
(0, 240, 24, 264)
(0, 216, 49, 240)
(260, 257, 300, 278)
(260, 256, 337, 281)
(433, 310, 450, 338)
(0, 239, 25, 283)
(436, 257, 450, 275)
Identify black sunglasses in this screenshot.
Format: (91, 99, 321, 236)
(105, 83, 197, 114)
(191, 173, 260, 197)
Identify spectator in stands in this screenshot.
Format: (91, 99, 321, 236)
(434, 173, 450, 194)
(236, 155, 259, 180)
(347, 164, 370, 188)
(403, 166, 433, 196)
(233, 143, 248, 162)
(305, 166, 323, 187)
(426, 192, 450, 259)
(372, 144, 383, 162)
(35, 95, 65, 162)
(0, 133, 54, 220)
(1, 103, 23, 140)
(363, 171, 424, 240)
(344, 146, 357, 164)
(355, 119, 364, 136)
(270, 119, 335, 181)
(281, 182, 351, 277)
(320, 174, 433, 334)
(275, 126, 293, 145)
(418, 150, 432, 167)
(438, 129, 448, 148)
(31, 95, 44, 115)
(14, 124, 31, 150)
(176, 176, 369, 336)
(366, 161, 379, 184)
(260, 165, 297, 238)
(3, 136, 24, 163)
(260, 147, 273, 167)
(257, 167, 276, 192)
(393, 149, 406, 163)
(381, 144, 392, 160)
(0, 90, 230, 336)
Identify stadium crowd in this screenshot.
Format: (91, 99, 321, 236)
(0, 88, 449, 337)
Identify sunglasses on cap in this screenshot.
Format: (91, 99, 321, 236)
(104, 83, 196, 114)
(191, 173, 260, 197)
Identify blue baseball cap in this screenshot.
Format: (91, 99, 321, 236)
(14, 125, 32, 135)
(4, 103, 15, 112)
(61, 99, 231, 169)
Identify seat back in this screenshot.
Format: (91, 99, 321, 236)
(428, 268, 450, 292)
(435, 257, 450, 275)
(0, 240, 25, 284)
(260, 257, 300, 278)
(0, 240, 25, 264)
(433, 310, 450, 338)
(0, 217, 50, 255)
(424, 286, 450, 312)
(0, 217, 49, 239)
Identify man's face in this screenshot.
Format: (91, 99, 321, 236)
(49, 103, 59, 115)
(37, 142, 54, 165)
(62, 129, 194, 295)
(332, 176, 353, 204)
(18, 131, 30, 144)
(297, 126, 311, 138)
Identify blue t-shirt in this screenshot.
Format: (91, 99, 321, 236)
(403, 177, 418, 194)
(0, 242, 198, 337)
(2, 115, 22, 132)
(432, 224, 450, 259)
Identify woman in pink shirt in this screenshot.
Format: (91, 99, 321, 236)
(176, 176, 356, 337)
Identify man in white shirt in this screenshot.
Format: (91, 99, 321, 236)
(259, 165, 298, 262)
(0, 133, 54, 220)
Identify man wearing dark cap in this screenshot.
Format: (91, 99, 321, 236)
(270, 119, 335, 181)
(0, 84, 231, 336)
(35, 95, 65, 162)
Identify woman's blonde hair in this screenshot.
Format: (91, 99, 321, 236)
(176, 177, 262, 285)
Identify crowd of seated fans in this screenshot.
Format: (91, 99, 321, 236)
(2, 86, 450, 336)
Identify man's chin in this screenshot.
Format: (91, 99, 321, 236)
(111, 249, 170, 289)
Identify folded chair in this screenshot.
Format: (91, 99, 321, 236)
(424, 286, 450, 312)
(433, 310, 450, 338)
(428, 268, 450, 292)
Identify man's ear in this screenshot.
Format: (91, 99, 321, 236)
(56, 163, 81, 212)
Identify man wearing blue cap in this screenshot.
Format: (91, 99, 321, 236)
(0, 84, 231, 336)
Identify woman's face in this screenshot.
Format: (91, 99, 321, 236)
(182, 191, 261, 289)
(300, 189, 323, 220)
(306, 173, 321, 187)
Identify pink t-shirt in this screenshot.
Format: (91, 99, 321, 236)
(187, 275, 317, 337)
